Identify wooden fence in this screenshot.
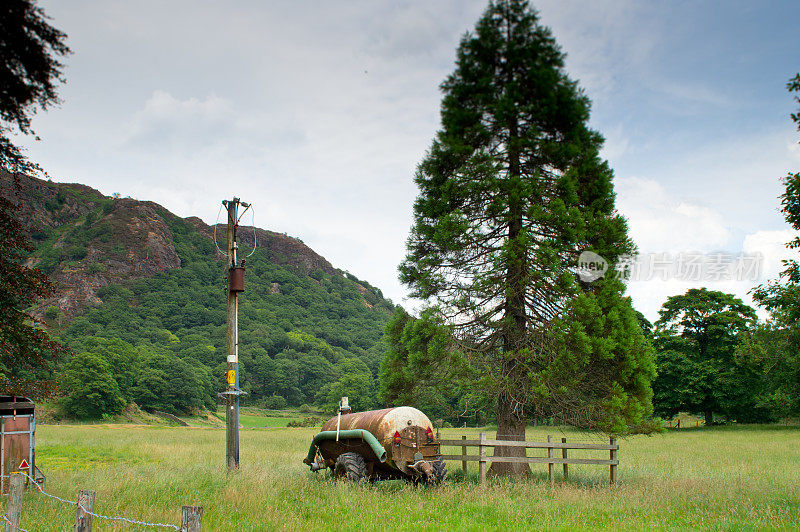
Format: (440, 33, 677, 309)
(2, 473, 203, 531)
(438, 433, 618, 485)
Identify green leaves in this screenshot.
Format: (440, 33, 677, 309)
(0, 0, 71, 170)
(652, 288, 766, 422)
(0, 192, 64, 398)
(396, 0, 651, 434)
(60, 352, 126, 419)
(747, 74, 800, 417)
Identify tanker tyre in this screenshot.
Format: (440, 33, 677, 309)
(334, 452, 368, 482)
(431, 459, 447, 484)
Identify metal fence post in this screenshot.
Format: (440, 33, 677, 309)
(461, 435, 467, 474)
(181, 506, 204, 532)
(561, 437, 568, 480)
(4, 473, 24, 532)
(610, 436, 618, 484)
(75, 489, 95, 531)
(547, 435, 554, 486)
(478, 432, 487, 485)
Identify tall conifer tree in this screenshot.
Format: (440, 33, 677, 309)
(400, 0, 654, 475)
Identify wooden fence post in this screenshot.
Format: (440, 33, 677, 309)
(547, 435, 554, 487)
(561, 437, 568, 480)
(609, 437, 618, 485)
(461, 435, 467, 474)
(4, 473, 24, 532)
(74, 489, 95, 531)
(478, 432, 487, 485)
(181, 506, 204, 532)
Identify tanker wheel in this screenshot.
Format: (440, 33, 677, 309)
(430, 458, 447, 484)
(334, 452, 368, 482)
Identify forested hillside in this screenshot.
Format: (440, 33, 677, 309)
(1, 171, 394, 417)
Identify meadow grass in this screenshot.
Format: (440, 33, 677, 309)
(210, 407, 322, 429)
(237, 415, 300, 428)
(3, 424, 798, 530)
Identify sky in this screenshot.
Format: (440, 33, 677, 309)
(16, 0, 800, 321)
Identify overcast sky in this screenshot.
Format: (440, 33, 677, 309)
(17, 0, 800, 321)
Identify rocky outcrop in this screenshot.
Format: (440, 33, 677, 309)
(1, 171, 348, 321)
(33, 198, 183, 319)
(1, 171, 181, 320)
(0, 169, 103, 230)
(206, 224, 336, 276)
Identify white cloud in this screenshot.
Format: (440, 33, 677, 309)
(616, 180, 797, 321)
(535, 0, 660, 98)
(789, 139, 800, 163)
(616, 176, 731, 252)
(743, 229, 796, 280)
(126, 91, 236, 150)
(599, 124, 630, 163)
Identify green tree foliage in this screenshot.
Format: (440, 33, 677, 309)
(652, 288, 762, 424)
(319, 358, 376, 414)
(60, 352, 125, 419)
(0, 0, 69, 397)
(0, 191, 64, 397)
(264, 395, 287, 410)
(380, 308, 487, 425)
(64, 336, 216, 416)
(47, 212, 394, 415)
(130, 351, 214, 415)
(736, 323, 798, 419)
(396, 0, 654, 474)
(750, 73, 800, 416)
(0, 0, 70, 171)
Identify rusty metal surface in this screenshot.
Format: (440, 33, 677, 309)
(228, 266, 245, 292)
(2, 416, 33, 494)
(320, 406, 439, 476)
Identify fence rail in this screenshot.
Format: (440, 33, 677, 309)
(438, 433, 618, 485)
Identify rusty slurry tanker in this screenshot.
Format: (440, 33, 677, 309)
(303, 399, 446, 483)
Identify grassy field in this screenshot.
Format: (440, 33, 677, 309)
(233, 408, 323, 429)
(3, 424, 799, 530)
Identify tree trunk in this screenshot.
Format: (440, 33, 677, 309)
(488, 388, 531, 477)
(489, 67, 531, 477)
(704, 410, 713, 426)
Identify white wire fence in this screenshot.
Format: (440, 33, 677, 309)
(1, 472, 202, 531)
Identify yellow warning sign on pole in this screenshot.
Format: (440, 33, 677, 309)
(227, 370, 236, 387)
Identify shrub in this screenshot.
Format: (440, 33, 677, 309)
(30, 227, 49, 242)
(69, 245, 88, 260)
(60, 352, 126, 419)
(287, 416, 321, 427)
(264, 395, 287, 410)
(102, 198, 115, 214)
(299, 403, 313, 413)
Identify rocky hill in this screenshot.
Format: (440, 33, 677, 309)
(0, 170, 342, 320)
(1, 169, 395, 413)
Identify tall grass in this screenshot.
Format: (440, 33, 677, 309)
(3, 424, 798, 530)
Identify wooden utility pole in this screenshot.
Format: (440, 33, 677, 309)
(222, 197, 248, 471)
